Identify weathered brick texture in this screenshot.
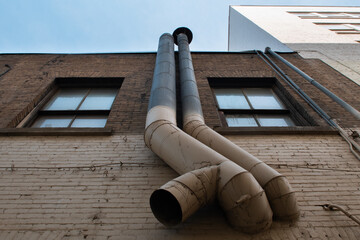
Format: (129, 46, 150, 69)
(272, 54, 360, 127)
(0, 53, 359, 132)
(0, 52, 359, 239)
(0, 134, 359, 239)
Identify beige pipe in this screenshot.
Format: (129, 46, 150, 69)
(146, 32, 273, 233)
(173, 27, 299, 221)
(184, 120, 300, 220)
(149, 161, 273, 233)
(145, 108, 273, 232)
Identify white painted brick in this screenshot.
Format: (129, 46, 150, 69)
(0, 134, 359, 239)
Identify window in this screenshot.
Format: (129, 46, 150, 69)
(22, 78, 122, 128)
(315, 23, 360, 34)
(209, 78, 308, 128)
(348, 12, 360, 18)
(288, 11, 360, 19)
(316, 12, 350, 18)
(316, 23, 354, 30)
(289, 12, 318, 18)
(214, 88, 295, 127)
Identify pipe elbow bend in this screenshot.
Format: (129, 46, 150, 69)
(217, 161, 273, 233)
(184, 120, 299, 221)
(149, 162, 273, 233)
(264, 176, 300, 220)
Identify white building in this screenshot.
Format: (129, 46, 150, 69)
(229, 6, 360, 85)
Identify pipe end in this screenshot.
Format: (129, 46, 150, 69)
(173, 27, 193, 45)
(150, 189, 182, 226)
(218, 171, 273, 233)
(264, 176, 300, 221)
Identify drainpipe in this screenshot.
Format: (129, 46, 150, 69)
(145, 32, 273, 233)
(256, 50, 360, 160)
(266, 47, 360, 120)
(173, 27, 300, 221)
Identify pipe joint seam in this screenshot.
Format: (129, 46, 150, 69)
(184, 120, 207, 137)
(144, 119, 175, 149)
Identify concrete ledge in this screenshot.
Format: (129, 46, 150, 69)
(213, 126, 338, 135)
(0, 128, 113, 136)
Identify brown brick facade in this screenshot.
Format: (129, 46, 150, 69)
(1, 53, 358, 132)
(0, 52, 359, 239)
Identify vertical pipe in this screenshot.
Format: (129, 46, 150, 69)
(174, 27, 204, 125)
(145, 31, 273, 233)
(257, 50, 360, 159)
(173, 27, 299, 221)
(146, 33, 177, 127)
(256, 50, 335, 127)
(266, 47, 360, 120)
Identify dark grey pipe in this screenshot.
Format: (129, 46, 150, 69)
(256, 50, 335, 127)
(148, 33, 176, 113)
(146, 31, 274, 232)
(172, 28, 299, 221)
(258, 49, 360, 158)
(173, 27, 204, 124)
(266, 47, 360, 120)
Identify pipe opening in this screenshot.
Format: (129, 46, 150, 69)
(173, 27, 193, 45)
(150, 189, 182, 226)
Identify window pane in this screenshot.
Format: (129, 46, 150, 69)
(318, 12, 348, 18)
(348, 13, 360, 17)
(349, 24, 360, 31)
(79, 88, 117, 110)
(226, 114, 258, 127)
(243, 88, 285, 109)
(257, 115, 295, 127)
(44, 88, 88, 110)
(214, 89, 250, 109)
(289, 12, 316, 17)
(327, 24, 352, 30)
(317, 24, 353, 30)
(71, 116, 108, 128)
(31, 116, 73, 128)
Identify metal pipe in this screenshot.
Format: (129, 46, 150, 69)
(174, 27, 300, 221)
(256, 50, 335, 127)
(145, 32, 273, 233)
(321, 204, 360, 225)
(266, 47, 360, 120)
(173, 27, 204, 126)
(257, 50, 360, 160)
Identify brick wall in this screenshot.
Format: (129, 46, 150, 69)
(273, 53, 360, 128)
(287, 43, 360, 86)
(0, 53, 359, 239)
(0, 53, 359, 132)
(0, 54, 156, 133)
(190, 53, 360, 128)
(0, 134, 359, 239)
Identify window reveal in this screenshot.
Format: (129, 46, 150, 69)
(213, 88, 295, 127)
(315, 23, 360, 34)
(288, 11, 360, 19)
(30, 88, 118, 128)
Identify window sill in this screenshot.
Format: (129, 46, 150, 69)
(0, 127, 113, 136)
(213, 126, 338, 135)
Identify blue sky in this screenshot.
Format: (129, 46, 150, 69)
(0, 0, 358, 53)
